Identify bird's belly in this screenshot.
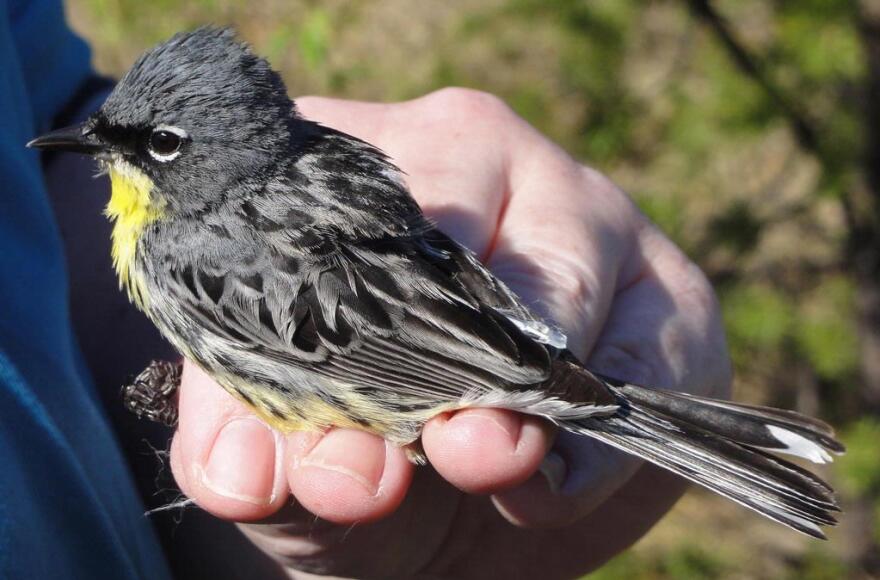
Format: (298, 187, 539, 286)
(137, 276, 451, 445)
(212, 371, 443, 445)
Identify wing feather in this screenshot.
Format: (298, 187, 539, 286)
(161, 230, 557, 406)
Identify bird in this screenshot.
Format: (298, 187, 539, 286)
(28, 27, 844, 539)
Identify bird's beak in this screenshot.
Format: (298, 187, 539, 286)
(27, 122, 107, 155)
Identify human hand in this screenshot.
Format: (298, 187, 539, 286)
(169, 88, 732, 579)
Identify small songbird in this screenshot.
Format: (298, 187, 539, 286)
(29, 27, 844, 538)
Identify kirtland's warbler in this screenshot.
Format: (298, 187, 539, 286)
(29, 28, 844, 538)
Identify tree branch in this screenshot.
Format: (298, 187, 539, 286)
(685, 0, 821, 156)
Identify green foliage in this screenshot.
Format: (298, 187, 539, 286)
(507, 87, 554, 133)
(659, 544, 727, 579)
(704, 47, 777, 135)
(633, 192, 686, 246)
(774, 0, 863, 177)
(584, 552, 649, 580)
(838, 418, 880, 496)
(793, 277, 859, 382)
(264, 23, 297, 68)
(586, 544, 728, 579)
(722, 284, 795, 364)
(835, 418, 880, 552)
(774, 1, 862, 85)
(786, 546, 850, 580)
(721, 277, 858, 384)
(297, 8, 331, 72)
(505, 0, 641, 163)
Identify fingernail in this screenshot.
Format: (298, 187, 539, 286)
(202, 417, 277, 505)
(447, 410, 522, 442)
(299, 429, 386, 495)
(538, 451, 567, 494)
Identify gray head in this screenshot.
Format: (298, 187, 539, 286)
(29, 27, 306, 214)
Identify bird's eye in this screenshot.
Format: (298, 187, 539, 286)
(147, 125, 187, 161)
(150, 130, 180, 154)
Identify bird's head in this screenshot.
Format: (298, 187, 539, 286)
(28, 27, 301, 216)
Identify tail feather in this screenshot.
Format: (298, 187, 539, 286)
(562, 382, 844, 539)
(610, 381, 845, 462)
(627, 403, 839, 505)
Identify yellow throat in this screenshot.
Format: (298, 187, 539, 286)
(106, 162, 165, 309)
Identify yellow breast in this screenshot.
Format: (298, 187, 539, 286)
(106, 162, 165, 310)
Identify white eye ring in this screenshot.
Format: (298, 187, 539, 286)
(147, 125, 188, 162)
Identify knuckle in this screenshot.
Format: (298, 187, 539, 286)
(676, 258, 719, 320)
(495, 246, 600, 311)
(577, 165, 642, 238)
(491, 247, 601, 351)
(579, 165, 622, 198)
(639, 222, 719, 320)
(642, 235, 731, 396)
(548, 255, 600, 316)
(423, 87, 512, 125)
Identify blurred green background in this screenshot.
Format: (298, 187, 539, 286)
(64, 0, 880, 578)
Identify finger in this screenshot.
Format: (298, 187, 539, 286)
(422, 408, 555, 494)
(490, 432, 640, 528)
(588, 222, 732, 398)
(483, 152, 642, 525)
(171, 362, 289, 521)
(447, 464, 689, 577)
(286, 428, 414, 525)
(239, 467, 462, 579)
(489, 160, 638, 360)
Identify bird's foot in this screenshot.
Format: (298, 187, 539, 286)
(122, 359, 182, 427)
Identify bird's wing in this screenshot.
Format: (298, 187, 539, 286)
(164, 224, 554, 397)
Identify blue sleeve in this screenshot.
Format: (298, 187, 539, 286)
(0, 2, 171, 578)
(7, 0, 92, 133)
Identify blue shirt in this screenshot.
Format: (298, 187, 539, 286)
(0, 1, 170, 578)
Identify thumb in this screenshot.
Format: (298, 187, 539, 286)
(171, 362, 289, 521)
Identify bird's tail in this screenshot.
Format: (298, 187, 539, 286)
(562, 380, 845, 539)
